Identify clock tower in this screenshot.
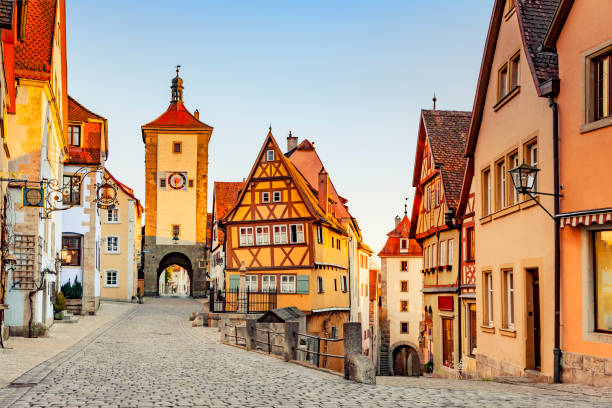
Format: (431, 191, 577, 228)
(141, 67, 212, 297)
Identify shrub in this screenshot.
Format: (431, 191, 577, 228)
(61, 276, 83, 299)
(53, 291, 66, 313)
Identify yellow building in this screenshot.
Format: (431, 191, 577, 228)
(99, 170, 143, 301)
(221, 130, 352, 372)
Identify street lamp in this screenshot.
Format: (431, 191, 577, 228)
(509, 163, 562, 220)
(172, 233, 179, 244)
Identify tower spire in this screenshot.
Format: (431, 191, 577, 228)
(171, 65, 184, 103)
(432, 93, 437, 110)
(404, 197, 408, 217)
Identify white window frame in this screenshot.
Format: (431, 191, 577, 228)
(273, 225, 288, 245)
(239, 227, 254, 246)
(529, 142, 538, 192)
(280, 275, 296, 293)
(262, 275, 277, 292)
(272, 191, 281, 202)
(432, 243, 437, 267)
(400, 238, 408, 253)
(499, 161, 506, 209)
(255, 225, 270, 246)
(510, 153, 519, 204)
(486, 272, 494, 326)
(104, 269, 119, 287)
(105, 236, 120, 254)
(424, 246, 428, 268)
(506, 270, 515, 329)
(317, 225, 323, 244)
(426, 186, 431, 211)
(266, 149, 274, 161)
(448, 239, 454, 266)
(106, 208, 119, 223)
(245, 275, 258, 291)
(289, 224, 305, 244)
(440, 241, 447, 266)
(261, 191, 270, 203)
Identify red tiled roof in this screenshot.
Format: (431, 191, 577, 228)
(68, 95, 104, 122)
(213, 181, 244, 247)
(66, 96, 105, 165)
(422, 110, 471, 212)
(15, 0, 56, 79)
(142, 101, 212, 130)
(104, 169, 144, 217)
(378, 216, 423, 256)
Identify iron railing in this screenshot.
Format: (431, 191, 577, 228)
(296, 332, 344, 369)
(210, 288, 277, 314)
(224, 324, 247, 347)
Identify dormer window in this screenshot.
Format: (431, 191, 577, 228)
(266, 150, 274, 161)
(400, 238, 409, 253)
(68, 125, 81, 147)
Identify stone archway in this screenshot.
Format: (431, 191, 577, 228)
(390, 341, 423, 376)
(156, 252, 193, 296)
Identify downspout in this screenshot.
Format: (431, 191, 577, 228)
(346, 234, 352, 321)
(457, 216, 462, 365)
(549, 95, 561, 383)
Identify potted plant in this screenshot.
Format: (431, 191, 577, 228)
(423, 360, 433, 377)
(53, 291, 66, 320)
(136, 287, 143, 304)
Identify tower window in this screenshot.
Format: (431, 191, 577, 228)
(172, 225, 180, 238)
(188, 179, 194, 188)
(266, 150, 274, 161)
(173, 142, 182, 153)
(160, 178, 166, 188)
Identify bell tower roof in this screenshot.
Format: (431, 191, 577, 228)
(171, 65, 184, 103)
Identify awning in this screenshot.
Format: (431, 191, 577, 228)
(559, 208, 612, 228)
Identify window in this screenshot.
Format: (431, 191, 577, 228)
(255, 226, 270, 245)
(280, 275, 295, 293)
(484, 271, 494, 326)
(466, 227, 475, 260)
(401, 261, 408, 272)
(482, 168, 491, 216)
(261, 192, 270, 203)
(434, 184, 440, 207)
(593, 51, 612, 121)
(432, 243, 437, 268)
(334, 279, 338, 291)
(468, 303, 477, 356)
(509, 152, 519, 205)
(266, 149, 274, 161)
(510, 53, 520, 89)
(68, 125, 81, 147)
(340, 275, 347, 292)
(503, 269, 515, 329)
(400, 300, 408, 312)
(172, 225, 180, 238)
(400, 322, 409, 334)
(273, 191, 281, 202)
(173, 142, 182, 153)
(594, 230, 612, 332)
(400, 238, 408, 253)
(337, 239, 340, 250)
(317, 277, 324, 293)
(289, 224, 304, 244)
(160, 178, 166, 188)
(261, 275, 276, 292)
(317, 225, 323, 244)
(245, 275, 258, 291)
(498, 64, 509, 99)
(440, 241, 447, 266)
(106, 208, 119, 223)
(498, 52, 520, 102)
(496, 159, 506, 210)
(331, 326, 339, 339)
(105, 270, 118, 287)
(16, 0, 27, 41)
(442, 317, 454, 368)
(106, 236, 119, 253)
(63, 175, 81, 205)
(424, 247, 428, 269)
(525, 140, 538, 192)
(400, 281, 408, 292)
(331, 236, 335, 248)
(425, 186, 431, 211)
(448, 239, 454, 266)
(273, 225, 288, 245)
(239, 227, 254, 246)
(61, 235, 81, 266)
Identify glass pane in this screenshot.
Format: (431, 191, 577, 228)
(596, 231, 612, 331)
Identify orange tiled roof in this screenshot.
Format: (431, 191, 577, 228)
(104, 169, 144, 217)
(379, 216, 422, 257)
(213, 181, 244, 247)
(15, 0, 56, 80)
(68, 95, 104, 122)
(142, 101, 212, 130)
(66, 95, 105, 165)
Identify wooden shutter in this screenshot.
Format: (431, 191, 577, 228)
(228, 274, 240, 290)
(296, 275, 309, 294)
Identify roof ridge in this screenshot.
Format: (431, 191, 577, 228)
(68, 95, 105, 120)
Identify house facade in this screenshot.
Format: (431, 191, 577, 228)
(379, 214, 423, 376)
(542, 0, 612, 385)
(410, 109, 471, 378)
(99, 170, 143, 302)
(4, 0, 68, 336)
(61, 95, 107, 315)
(465, 0, 558, 381)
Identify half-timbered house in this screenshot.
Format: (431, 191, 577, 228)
(409, 109, 471, 378)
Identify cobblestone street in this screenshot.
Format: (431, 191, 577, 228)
(0, 298, 610, 407)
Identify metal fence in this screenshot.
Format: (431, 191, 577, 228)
(210, 288, 277, 314)
(296, 332, 344, 369)
(224, 324, 247, 346)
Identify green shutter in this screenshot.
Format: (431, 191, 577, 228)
(228, 274, 240, 290)
(296, 275, 309, 294)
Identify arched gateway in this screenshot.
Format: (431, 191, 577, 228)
(141, 67, 212, 297)
(390, 342, 423, 376)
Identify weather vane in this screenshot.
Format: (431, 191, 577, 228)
(404, 197, 409, 216)
(175, 64, 181, 75)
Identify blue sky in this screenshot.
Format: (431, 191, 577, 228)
(66, 1, 492, 260)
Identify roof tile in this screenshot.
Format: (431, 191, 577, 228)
(15, 0, 56, 78)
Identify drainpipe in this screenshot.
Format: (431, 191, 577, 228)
(456, 217, 462, 366)
(549, 95, 561, 383)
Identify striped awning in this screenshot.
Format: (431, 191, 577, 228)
(559, 210, 612, 228)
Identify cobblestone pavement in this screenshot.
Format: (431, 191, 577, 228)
(2, 298, 611, 407)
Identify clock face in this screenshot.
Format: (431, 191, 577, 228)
(25, 188, 43, 206)
(168, 172, 187, 190)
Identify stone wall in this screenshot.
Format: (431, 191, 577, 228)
(476, 353, 552, 383)
(562, 351, 612, 386)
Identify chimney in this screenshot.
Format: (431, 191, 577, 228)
(318, 168, 329, 214)
(194, 109, 200, 120)
(287, 131, 298, 153)
(395, 215, 401, 227)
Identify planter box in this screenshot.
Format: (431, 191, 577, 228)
(65, 298, 82, 315)
(54, 311, 65, 320)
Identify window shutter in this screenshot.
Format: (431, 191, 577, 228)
(296, 275, 309, 294)
(228, 274, 240, 290)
